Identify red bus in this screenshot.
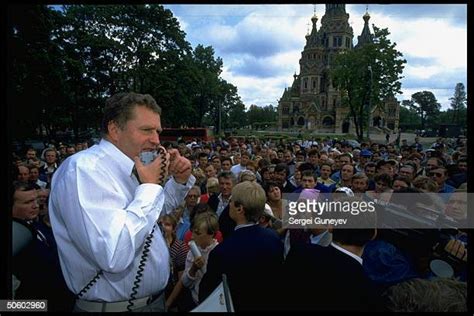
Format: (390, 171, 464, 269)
(160, 128, 215, 142)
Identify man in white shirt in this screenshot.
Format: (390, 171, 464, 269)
(49, 92, 195, 312)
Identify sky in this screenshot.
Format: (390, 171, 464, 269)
(163, 4, 467, 111)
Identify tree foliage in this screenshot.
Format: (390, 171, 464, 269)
(449, 82, 467, 125)
(9, 4, 245, 142)
(407, 91, 440, 131)
(331, 26, 406, 141)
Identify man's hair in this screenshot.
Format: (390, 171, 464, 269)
(352, 172, 368, 183)
(385, 278, 467, 312)
(330, 196, 376, 247)
(231, 181, 266, 222)
(10, 181, 36, 210)
(274, 163, 289, 176)
(217, 171, 237, 184)
(101, 92, 161, 135)
(297, 162, 315, 172)
(301, 170, 316, 180)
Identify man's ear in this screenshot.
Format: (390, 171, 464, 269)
(107, 121, 120, 142)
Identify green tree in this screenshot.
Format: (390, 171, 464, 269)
(9, 5, 66, 140)
(408, 91, 440, 131)
(449, 83, 467, 125)
(399, 100, 421, 130)
(331, 26, 406, 141)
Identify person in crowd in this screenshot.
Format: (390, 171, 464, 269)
(220, 157, 232, 172)
(12, 181, 74, 311)
(392, 175, 411, 192)
(208, 171, 236, 240)
(176, 186, 201, 241)
(412, 175, 439, 193)
(17, 165, 30, 183)
(283, 195, 381, 311)
(49, 92, 194, 312)
(384, 278, 467, 312)
(273, 163, 296, 193)
(182, 212, 220, 308)
(199, 181, 284, 311)
(330, 153, 353, 182)
(318, 162, 336, 186)
(230, 151, 249, 177)
(161, 214, 188, 311)
(351, 172, 369, 194)
(366, 173, 393, 202)
(39, 148, 59, 184)
(28, 164, 47, 189)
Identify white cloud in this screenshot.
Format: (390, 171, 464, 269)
(167, 4, 466, 111)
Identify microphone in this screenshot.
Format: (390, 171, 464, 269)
(188, 240, 202, 258)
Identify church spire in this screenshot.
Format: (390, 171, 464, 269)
(356, 5, 373, 48)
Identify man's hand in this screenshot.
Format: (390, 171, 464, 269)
(133, 146, 170, 184)
(168, 148, 192, 184)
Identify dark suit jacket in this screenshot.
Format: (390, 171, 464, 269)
(199, 225, 284, 311)
(283, 242, 382, 311)
(207, 194, 236, 240)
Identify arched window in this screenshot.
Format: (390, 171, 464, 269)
(297, 117, 305, 126)
(322, 116, 334, 126)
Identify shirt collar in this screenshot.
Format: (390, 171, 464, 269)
(330, 242, 363, 265)
(234, 222, 257, 231)
(218, 193, 231, 203)
(99, 138, 135, 177)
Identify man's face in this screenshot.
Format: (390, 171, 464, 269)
(365, 166, 376, 179)
(26, 150, 36, 160)
(352, 178, 368, 193)
(399, 166, 414, 180)
(426, 158, 439, 172)
(29, 168, 40, 181)
(219, 177, 233, 198)
(212, 158, 221, 171)
(273, 170, 287, 186)
(458, 162, 467, 173)
(45, 151, 57, 164)
(221, 160, 232, 171)
(341, 165, 354, 181)
(320, 165, 332, 179)
(241, 155, 249, 166)
(283, 152, 292, 163)
(339, 156, 351, 168)
(13, 189, 39, 220)
(309, 155, 319, 166)
(113, 105, 162, 160)
(430, 168, 447, 186)
(17, 166, 30, 182)
(199, 156, 208, 168)
(205, 165, 217, 178)
(302, 176, 316, 189)
(319, 154, 328, 164)
(392, 180, 408, 192)
(185, 189, 200, 209)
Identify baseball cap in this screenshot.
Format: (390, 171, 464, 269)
(360, 149, 373, 157)
(335, 187, 354, 197)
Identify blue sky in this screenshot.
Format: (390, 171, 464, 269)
(164, 4, 467, 111)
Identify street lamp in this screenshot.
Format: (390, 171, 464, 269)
(366, 65, 373, 140)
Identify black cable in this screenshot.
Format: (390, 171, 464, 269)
(126, 148, 168, 311)
(76, 270, 103, 299)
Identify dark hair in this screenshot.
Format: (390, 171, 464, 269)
(10, 181, 36, 210)
(101, 92, 161, 135)
(297, 162, 315, 172)
(274, 163, 289, 176)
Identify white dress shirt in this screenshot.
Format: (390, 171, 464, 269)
(330, 242, 363, 265)
(49, 139, 195, 302)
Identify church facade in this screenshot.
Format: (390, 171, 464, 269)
(277, 4, 399, 134)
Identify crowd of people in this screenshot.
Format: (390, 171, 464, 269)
(10, 92, 468, 312)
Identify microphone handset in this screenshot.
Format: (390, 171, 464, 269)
(139, 148, 168, 185)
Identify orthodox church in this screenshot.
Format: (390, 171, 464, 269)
(277, 4, 399, 134)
